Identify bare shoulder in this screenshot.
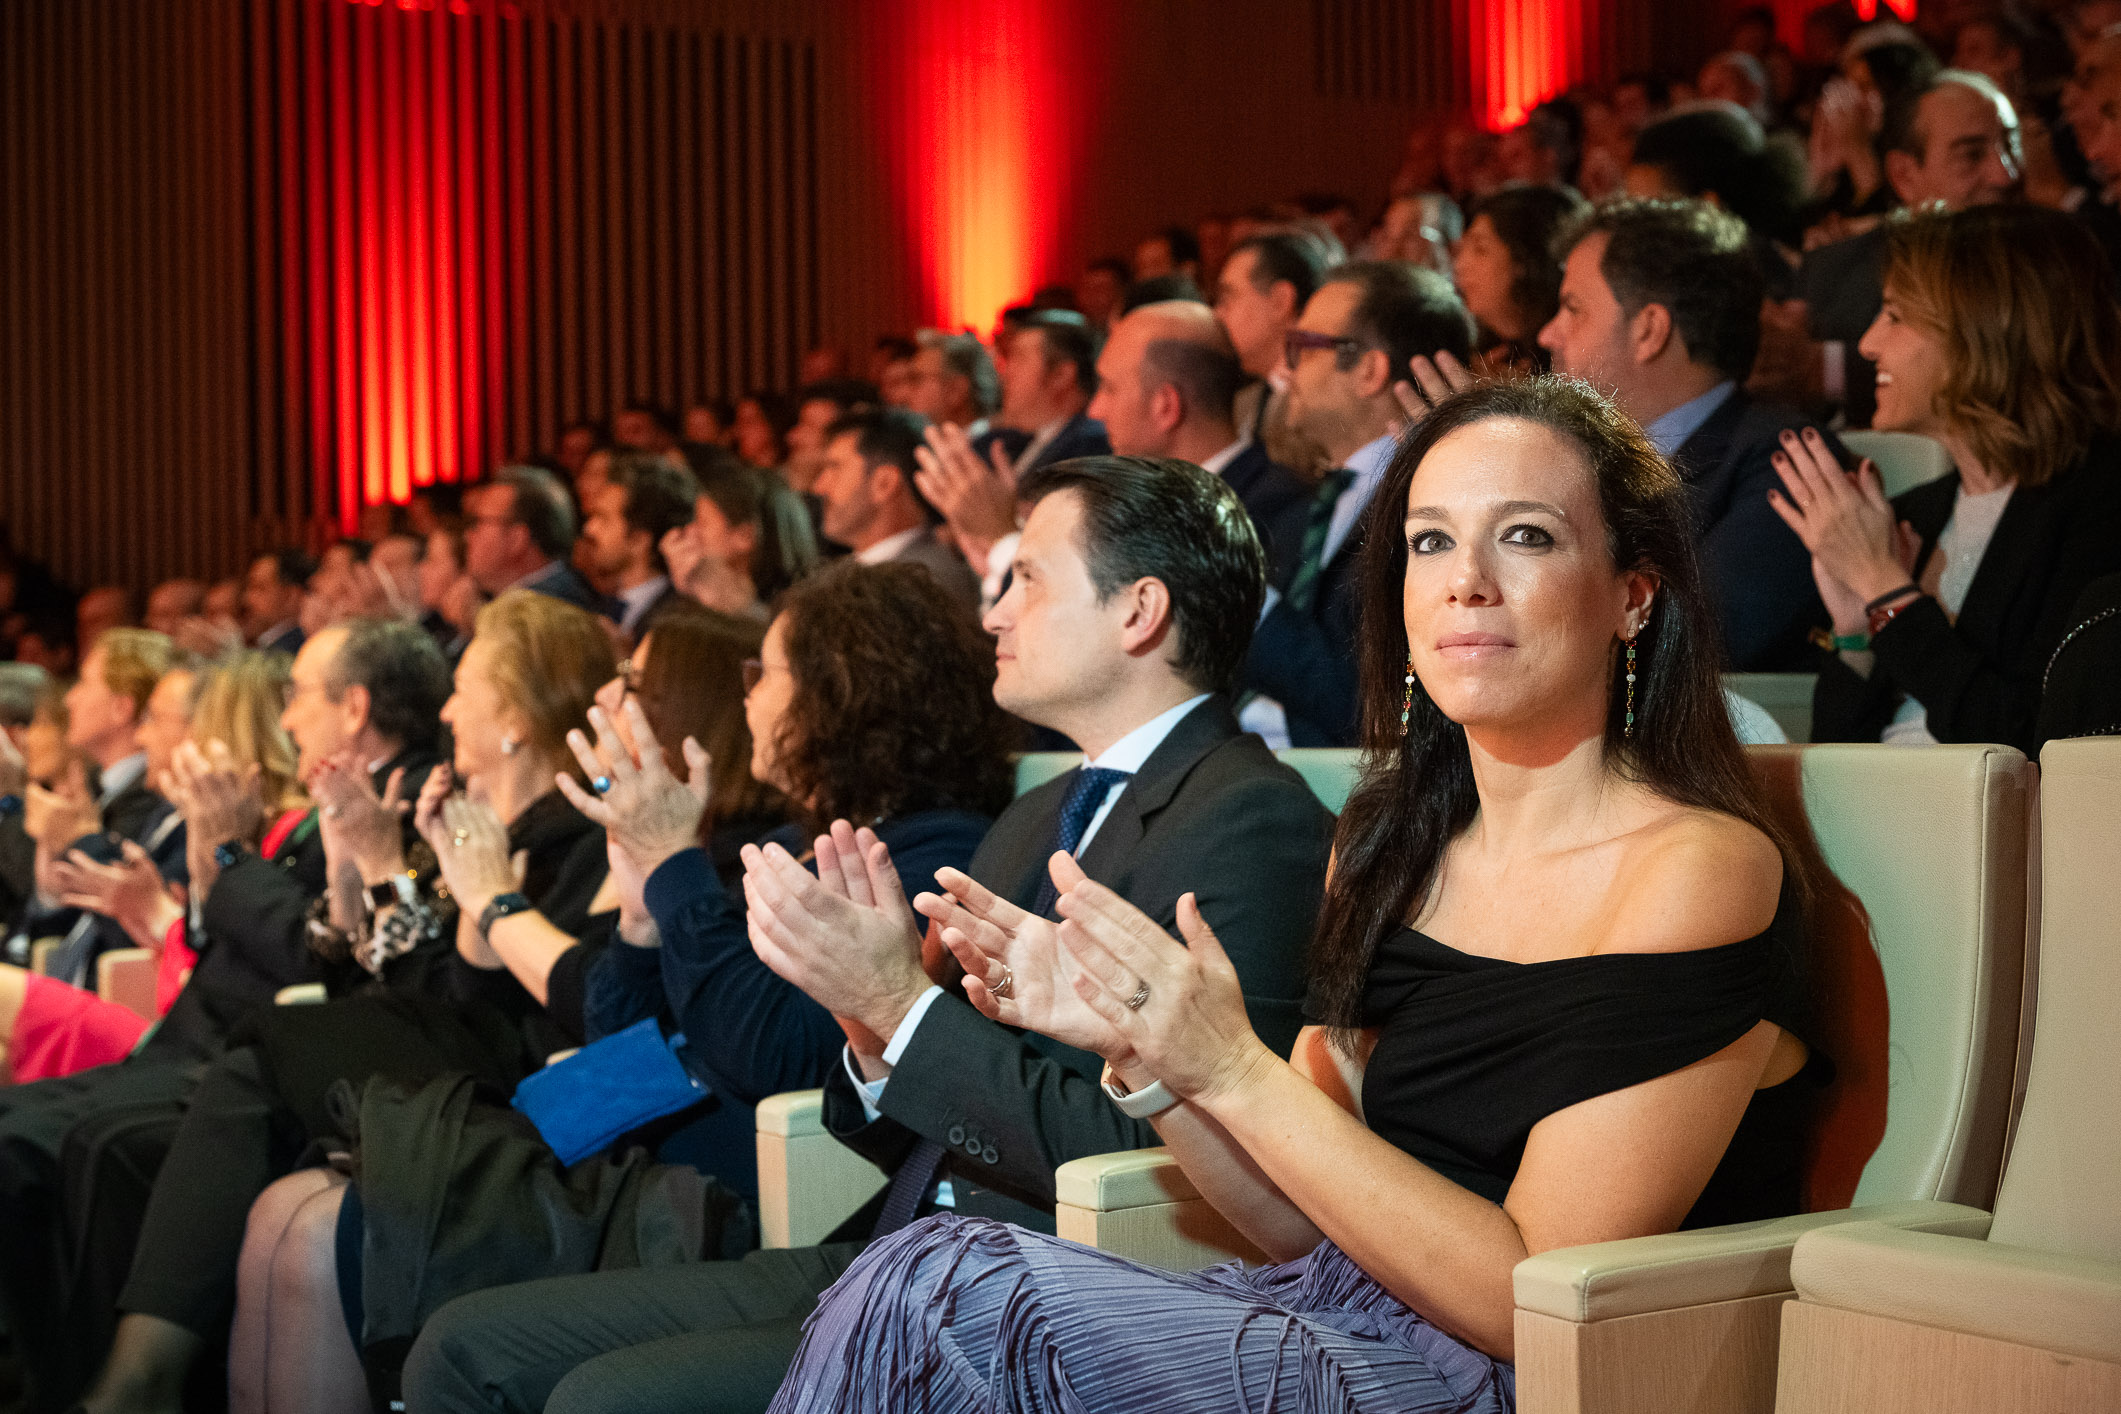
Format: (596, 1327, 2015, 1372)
(1601, 807, 1783, 956)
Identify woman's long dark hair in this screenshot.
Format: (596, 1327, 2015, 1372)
(1308, 377, 1814, 1043)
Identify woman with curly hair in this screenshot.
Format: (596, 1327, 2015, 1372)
(227, 561, 1016, 1413)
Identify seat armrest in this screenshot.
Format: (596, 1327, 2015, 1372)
(1513, 1199, 1992, 1323)
(1054, 1147, 1199, 1210)
(1791, 1221, 2121, 1364)
(94, 947, 158, 1021)
(28, 937, 63, 977)
(754, 1089, 887, 1249)
(274, 982, 327, 1006)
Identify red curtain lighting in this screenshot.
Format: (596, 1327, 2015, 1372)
(863, 0, 1105, 334)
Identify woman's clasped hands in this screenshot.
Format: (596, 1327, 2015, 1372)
(922, 857, 1275, 1109)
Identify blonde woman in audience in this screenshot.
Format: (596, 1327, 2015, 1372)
(1774, 204, 2121, 754)
(1, 652, 301, 1082)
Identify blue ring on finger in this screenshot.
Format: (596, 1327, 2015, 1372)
(593, 776, 613, 794)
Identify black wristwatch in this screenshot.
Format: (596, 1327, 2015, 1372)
(212, 840, 250, 871)
(477, 891, 533, 942)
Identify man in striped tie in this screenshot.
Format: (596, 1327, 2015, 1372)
(401, 455, 1337, 1414)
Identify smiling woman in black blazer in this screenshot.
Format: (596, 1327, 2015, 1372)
(1769, 204, 2121, 755)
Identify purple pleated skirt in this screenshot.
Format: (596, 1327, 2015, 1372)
(766, 1214, 1515, 1413)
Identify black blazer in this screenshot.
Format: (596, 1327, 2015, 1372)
(2037, 571, 2121, 747)
(820, 696, 1334, 1229)
(1813, 444, 2121, 754)
(1031, 413, 1110, 471)
(1220, 441, 1311, 564)
(150, 749, 439, 1059)
(1241, 484, 1366, 747)
(522, 561, 622, 623)
(1669, 391, 1833, 671)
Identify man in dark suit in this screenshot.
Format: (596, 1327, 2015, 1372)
(400, 456, 1335, 1414)
(240, 548, 314, 655)
(989, 308, 1109, 475)
(1216, 227, 1340, 472)
(1090, 300, 1309, 558)
(0, 628, 173, 942)
(1542, 197, 1829, 670)
(578, 454, 701, 640)
(0, 619, 448, 1412)
(465, 465, 621, 622)
(1243, 261, 1478, 748)
(813, 407, 983, 608)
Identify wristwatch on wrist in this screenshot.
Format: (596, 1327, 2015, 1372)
(366, 871, 419, 913)
(212, 840, 250, 871)
(477, 891, 533, 943)
(1100, 1062, 1181, 1120)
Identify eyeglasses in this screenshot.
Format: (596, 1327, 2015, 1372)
(1283, 329, 1364, 368)
(742, 658, 769, 695)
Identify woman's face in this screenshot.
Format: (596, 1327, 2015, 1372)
(743, 615, 798, 797)
(1401, 418, 1649, 742)
(734, 400, 781, 467)
(1857, 288, 1949, 436)
(1453, 214, 1520, 341)
(439, 637, 521, 782)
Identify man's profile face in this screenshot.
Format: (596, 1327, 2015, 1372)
(1538, 237, 1634, 402)
(1283, 281, 1366, 445)
(983, 490, 1125, 727)
(580, 482, 638, 578)
(1214, 248, 1290, 378)
(811, 432, 876, 545)
(280, 628, 354, 781)
(1085, 322, 1158, 458)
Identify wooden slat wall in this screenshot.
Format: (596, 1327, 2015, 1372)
(0, 0, 253, 594)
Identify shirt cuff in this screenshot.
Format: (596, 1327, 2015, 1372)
(842, 1045, 890, 1123)
(1258, 584, 1281, 626)
(882, 984, 946, 1067)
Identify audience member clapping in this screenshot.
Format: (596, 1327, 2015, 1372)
(1777, 204, 2121, 753)
(664, 451, 820, 620)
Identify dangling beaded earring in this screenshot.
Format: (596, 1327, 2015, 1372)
(1400, 657, 1416, 734)
(1622, 636, 1639, 739)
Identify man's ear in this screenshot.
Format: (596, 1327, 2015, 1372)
(1353, 346, 1394, 398)
(1149, 381, 1186, 435)
(1116, 576, 1177, 660)
(1630, 302, 1676, 366)
(339, 682, 372, 738)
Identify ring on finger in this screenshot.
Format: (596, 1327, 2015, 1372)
(1126, 979, 1151, 1011)
(992, 963, 1014, 1000)
(451, 828, 470, 848)
(592, 775, 613, 794)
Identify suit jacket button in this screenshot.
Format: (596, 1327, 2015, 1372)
(981, 1145, 999, 1165)
(947, 1125, 965, 1146)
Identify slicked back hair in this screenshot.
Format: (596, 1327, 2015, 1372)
(1018, 455, 1266, 693)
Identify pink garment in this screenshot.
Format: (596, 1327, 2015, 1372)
(9, 971, 151, 1081)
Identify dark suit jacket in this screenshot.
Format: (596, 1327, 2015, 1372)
(820, 697, 1334, 1230)
(0, 779, 168, 970)
(1669, 391, 1833, 671)
(1219, 441, 1310, 564)
(257, 623, 307, 656)
(1029, 414, 1110, 471)
(521, 561, 622, 622)
(1800, 227, 1885, 428)
(888, 527, 984, 609)
(1814, 443, 2121, 754)
(1242, 490, 1366, 748)
(149, 749, 438, 1059)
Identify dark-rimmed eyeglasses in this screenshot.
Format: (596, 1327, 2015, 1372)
(1283, 330, 1364, 368)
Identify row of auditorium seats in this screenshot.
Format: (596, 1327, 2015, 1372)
(757, 737, 2120, 1414)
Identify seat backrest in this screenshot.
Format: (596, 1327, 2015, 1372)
(1274, 748, 1362, 814)
(1013, 752, 1077, 798)
(1839, 430, 1953, 499)
(1989, 737, 2121, 1259)
(1746, 744, 2031, 1212)
(1723, 672, 1817, 744)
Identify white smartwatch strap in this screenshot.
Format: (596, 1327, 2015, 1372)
(1100, 1061, 1180, 1120)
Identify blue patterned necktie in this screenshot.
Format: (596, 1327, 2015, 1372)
(1285, 467, 1353, 616)
(1029, 766, 1131, 919)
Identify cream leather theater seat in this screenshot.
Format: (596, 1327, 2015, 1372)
(1054, 743, 2034, 1414)
(1773, 736, 2121, 1414)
